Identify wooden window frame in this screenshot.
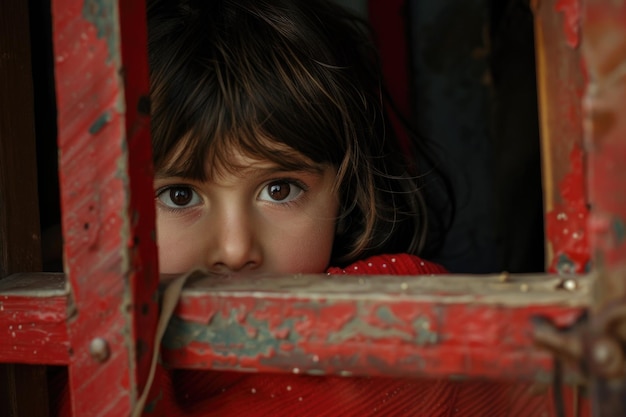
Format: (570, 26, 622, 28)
(1, 0, 625, 415)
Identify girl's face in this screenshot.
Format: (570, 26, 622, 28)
(154, 149, 340, 275)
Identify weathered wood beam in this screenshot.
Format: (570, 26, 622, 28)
(0, 272, 589, 384)
(581, 1, 626, 415)
(532, 0, 589, 274)
(0, 274, 69, 365)
(52, 0, 158, 415)
(160, 272, 588, 383)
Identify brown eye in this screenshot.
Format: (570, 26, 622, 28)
(258, 180, 305, 204)
(267, 182, 291, 201)
(156, 185, 201, 209)
(170, 187, 193, 205)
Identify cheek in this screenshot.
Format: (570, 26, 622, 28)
(157, 240, 190, 275)
(156, 215, 203, 275)
(267, 213, 338, 274)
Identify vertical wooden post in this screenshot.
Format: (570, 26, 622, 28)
(532, 0, 590, 274)
(51, 0, 159, 415)
(582, 1, 626, 415)
(0, 0, 50, 415)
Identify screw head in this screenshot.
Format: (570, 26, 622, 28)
(89, 338, 110, 363)
(563, 279, 578, 291)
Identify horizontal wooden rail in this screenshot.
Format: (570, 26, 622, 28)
(0, 272, 589, 383)
(0, 274, 69, 365)
(161, 273, 588, 383)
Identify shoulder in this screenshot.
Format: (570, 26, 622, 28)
(326, 253, 448, 275)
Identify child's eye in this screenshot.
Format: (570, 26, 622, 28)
(156, 185, 202, 209)
(258, 180, 305, 203)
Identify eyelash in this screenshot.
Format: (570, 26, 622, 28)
(154, 177, 310, 212)
(258, 178, 309, 207)
(155, 184, 202, 214)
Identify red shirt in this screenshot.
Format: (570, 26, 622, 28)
(326, 253, 447, 275)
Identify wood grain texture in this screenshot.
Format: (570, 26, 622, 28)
(161, 272, 588, 383)
(582, 1, 626, 415)
(533, 0, 589, 274)
(52, 0, 159, 415)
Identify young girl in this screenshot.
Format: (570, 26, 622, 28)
(148, 0, 449, 278)
(144, 0, 563, 416)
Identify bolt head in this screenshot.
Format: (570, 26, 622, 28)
(89, 338, 110, 363)
(563, 279, 578, 291)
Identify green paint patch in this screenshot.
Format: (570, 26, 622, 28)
(375, 305, 402, 324)
(89, 111, 111, 135)
(327, 316, 413, 343)
(413, 316, 438, 345)
(612, 217, 626, 245)
(82, 0, 118, 63)
(162, 311, 301, 359)
(555, 254, 576, 275)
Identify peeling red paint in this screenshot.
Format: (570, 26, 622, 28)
(0, 294, 69, 365)
(161, 276, 588, 382)
(53, 0, 158, 415)
(587, 140, 626, 266)
(582, 3, 626, 267)
(535, 0, 589, 272)
(579, 2, 626, 413)
(555, 0, 580, 48)
(293, 302, 358, 340)
(118, 0, 160, 392)
(0, 273, 589, 388)
(546, 146, 589, 273)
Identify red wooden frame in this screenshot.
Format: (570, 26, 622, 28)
(52, 0, 158, 414)
(534, 0, 590, 274)
(582, 1, 626, 413)
(1, 0, 625, 416)
(161, 273, 588, 382)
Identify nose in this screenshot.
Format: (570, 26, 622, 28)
(205, 207, 262, 273)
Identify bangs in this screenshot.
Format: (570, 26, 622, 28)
(148, 0, 374, 183)
(157, 125, 331, 181)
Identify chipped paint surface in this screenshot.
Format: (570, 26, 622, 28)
(0, 274, 69, 365)
(88, 111, 112, 135)
(161, 274, 588, 382)
(582, 1, 626, 273)
(545, 146, 590, 273)
(555, 0, 580, 48)
(580, 1, 626, 415)
(82, 0, 119, 64)
(534, 0, 589, 272)
(116, 0, 159, 393)
(53, 0, 158, 415)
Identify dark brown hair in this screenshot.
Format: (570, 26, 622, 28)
(147, 0, 444, 266)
